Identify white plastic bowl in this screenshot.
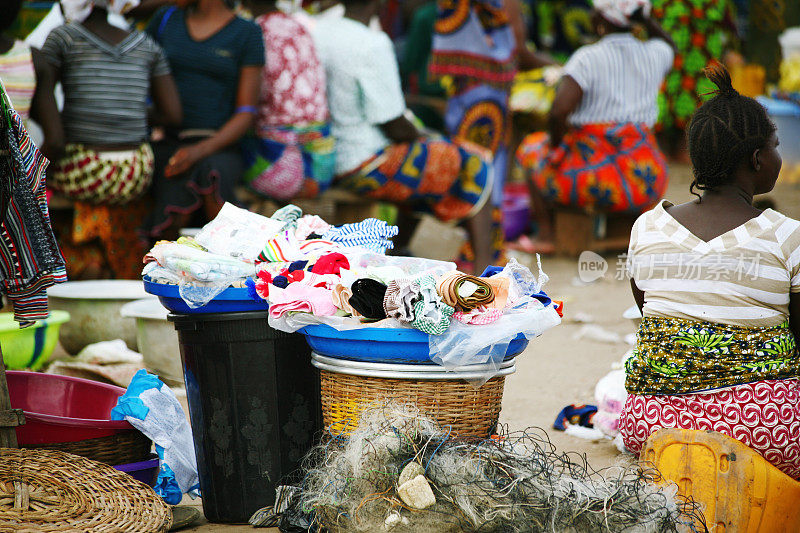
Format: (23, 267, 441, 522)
(47, 280, 153, 355)
(120, 298, 183, 385)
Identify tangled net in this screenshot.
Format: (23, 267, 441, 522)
(291, 404, 706, 533)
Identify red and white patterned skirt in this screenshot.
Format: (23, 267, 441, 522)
(620, 378, 800, 479)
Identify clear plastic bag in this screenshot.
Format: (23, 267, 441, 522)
(428, 297, 561, 386)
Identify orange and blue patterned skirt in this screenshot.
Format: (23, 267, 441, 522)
(336, 139, 492, 223)
(516, 123, 668, 213)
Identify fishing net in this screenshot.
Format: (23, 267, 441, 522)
(257, 404, 706, 533)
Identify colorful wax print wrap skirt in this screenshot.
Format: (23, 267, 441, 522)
(621, 316, 800, 478)
(47, 143, 153, 205)
(55, 199, 150, 280)
(336, 138, 492, 223)
(242, 122, 335, 200)
(516, 123, 668, 213)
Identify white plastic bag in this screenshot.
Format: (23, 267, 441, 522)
(194, 203, 284, 261)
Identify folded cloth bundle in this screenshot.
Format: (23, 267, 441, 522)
(322, 218, 399, 254)
(383, 277, 419, 323)
(311, 252, 350, 275)
(259, 230, 302, 262)
(268, 283, 338, 318)
(272, 204, 303, 232)
(349, 279, 388, 319)
(295, 215, 331, 240)
(436, 271, 495, 311)
(332, 283, 360, 316)
(411, 275, 454, 335)
(483, 276, 509, 309)
(453, 306, 503, 325)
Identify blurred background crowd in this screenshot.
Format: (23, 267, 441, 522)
(0, 0, 799, 279)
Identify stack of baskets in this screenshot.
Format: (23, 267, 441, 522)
(301, 325, 527, 438)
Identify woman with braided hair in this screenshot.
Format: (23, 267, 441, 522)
(620, 64, 800, 478)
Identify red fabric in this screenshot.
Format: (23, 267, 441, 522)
(621, 379, 800, 479)
(311, 253, 350, 275)
(255, 12, 327, 129)
(516, 123, 668, 213)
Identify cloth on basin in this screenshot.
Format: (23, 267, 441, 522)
(268, 282, 337, 318)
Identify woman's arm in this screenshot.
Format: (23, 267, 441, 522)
(547, 74, 582, 147)
(790, 293, 800, 344)
(149, 73, 182, 127)
(630, 278, 645, 314)
(31, 50, 64, 161)
(164, 65, 261, 178)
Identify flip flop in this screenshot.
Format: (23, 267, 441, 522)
(507, 234, 556, 255)
(170, 506, 201, 531)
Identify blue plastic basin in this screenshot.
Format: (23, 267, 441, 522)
(143, 279, 267, 314)
(300, 323, 528, 364)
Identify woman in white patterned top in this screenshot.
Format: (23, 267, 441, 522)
(514, 0, 676, 254)
(620, 64, 800, 479)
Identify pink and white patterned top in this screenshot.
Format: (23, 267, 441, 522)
(255, 12, 328, 130)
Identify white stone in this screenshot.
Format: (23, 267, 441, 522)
(398, 461, 425, 487)
(397, 475, 436, 510)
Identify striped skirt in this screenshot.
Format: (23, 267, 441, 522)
(516, 123, 668, 213)
(47, 143, 153, 205)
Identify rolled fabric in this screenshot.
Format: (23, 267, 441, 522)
(348, 279, 388, 319)
(332, 283, 360, 316)
(482, 276, 509, 309)
(383, 277, 419, 324)
(411, 275, 454, 335)
(436, 271, 495, 311)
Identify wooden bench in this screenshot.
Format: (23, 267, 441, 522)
(553, 208, 638, 257)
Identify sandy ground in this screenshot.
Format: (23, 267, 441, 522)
(126, 164, 800, 530)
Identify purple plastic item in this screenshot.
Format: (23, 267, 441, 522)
(114, 454, 159, 487)
(502, 197, 530, 242)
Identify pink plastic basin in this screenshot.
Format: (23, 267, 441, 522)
(7, 371, 135, 445)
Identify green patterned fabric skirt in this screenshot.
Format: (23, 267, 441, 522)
(626, 316, 800, 395)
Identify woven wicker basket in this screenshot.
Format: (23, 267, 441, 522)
(0, 448, 171, 532)
(23, 430, 151, 466)
(319, 370, 506, 437)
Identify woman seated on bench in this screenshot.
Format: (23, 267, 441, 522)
(621, 65, 800, 479)
(514, 0, 674, 254)
(240, 0, 334, 201)
(312, 0, 495, 269)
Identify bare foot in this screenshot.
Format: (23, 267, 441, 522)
(507, 234, 555, 255)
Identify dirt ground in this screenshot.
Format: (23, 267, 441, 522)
(170, 164, 800, 531)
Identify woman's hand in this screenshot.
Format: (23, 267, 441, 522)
(165, 143, 207, 178)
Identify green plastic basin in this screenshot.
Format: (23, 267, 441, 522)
(0, 311, 71, 370)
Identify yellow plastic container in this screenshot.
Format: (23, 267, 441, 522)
(641, 428, 800, 533)
(730, 65, 766, 98)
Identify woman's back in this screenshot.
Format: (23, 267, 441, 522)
(256, 12, 327, 130)
(40, 23, 169, 144)
(629, 200, 800, 327)
(564, 33, 673, 126)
